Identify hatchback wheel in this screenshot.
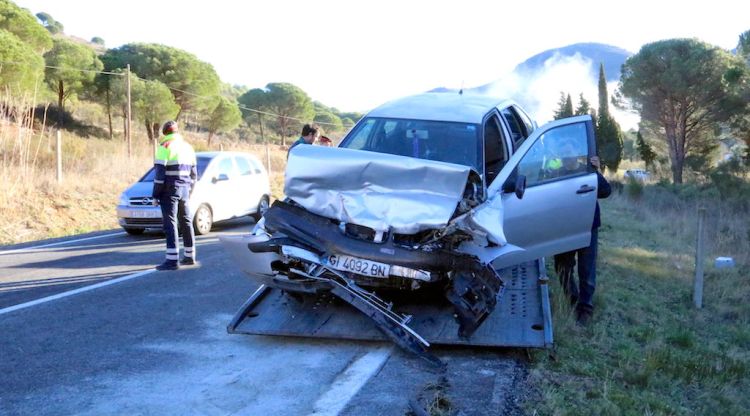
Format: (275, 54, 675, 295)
(251, 196, 270, 222)
(193, 204, 213, 235)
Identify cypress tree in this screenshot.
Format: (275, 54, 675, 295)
(595, 63, 623, 173)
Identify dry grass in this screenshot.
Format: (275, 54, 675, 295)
(525, 182, 750, 415)
(0, 114, 288, 246)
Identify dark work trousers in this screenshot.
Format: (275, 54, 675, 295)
(159, 186, 195, 263)
(554, 227, 598, 313)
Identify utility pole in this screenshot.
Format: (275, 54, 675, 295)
(259, 113, 271, 176)
(126, 64, 132, 159)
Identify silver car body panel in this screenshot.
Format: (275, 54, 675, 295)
(367, 92, 518, 124)
(285, 145, 472, 234)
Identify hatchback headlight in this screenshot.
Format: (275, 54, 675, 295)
(118, 193, 129, 206)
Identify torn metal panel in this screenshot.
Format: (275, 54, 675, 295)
(285, 145, 472, 234)
(456, 193, 508, 246)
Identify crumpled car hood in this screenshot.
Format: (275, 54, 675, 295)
(285, 145, 472, 234)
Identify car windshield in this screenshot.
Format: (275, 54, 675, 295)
(339, 117, 482, 171)
(139, 157, 211, 182)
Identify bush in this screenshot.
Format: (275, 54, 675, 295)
(625, 177, 643, 200)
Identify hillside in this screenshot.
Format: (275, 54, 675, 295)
(513, 42, 632, 82)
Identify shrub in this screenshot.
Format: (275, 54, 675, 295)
(625, 176, 643, 200)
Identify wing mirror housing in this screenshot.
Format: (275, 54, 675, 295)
(212, 173, 229, 184)
(502, 174, 526, 199)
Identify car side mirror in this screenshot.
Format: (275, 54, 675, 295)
(502, 174, 526, 199)
(212, 173, 229, 184)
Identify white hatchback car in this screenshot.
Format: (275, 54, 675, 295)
(624, 168, 649, 182)
(117, 151, 271, 235)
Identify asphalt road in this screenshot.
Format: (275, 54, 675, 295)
(0, 219, 528, 416)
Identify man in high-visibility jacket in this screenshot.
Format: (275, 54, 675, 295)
(153, 120, 197, 271)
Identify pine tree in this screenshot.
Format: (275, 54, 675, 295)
(574, 93, 591, 116)
(636, 131, 657, 170)
(564, 94, 573, 118)
(595, 63, 623, 173)
(553, 92, 574, 120)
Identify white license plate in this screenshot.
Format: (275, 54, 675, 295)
(327, 254, 390, 278)
(129, 210, 160, 218)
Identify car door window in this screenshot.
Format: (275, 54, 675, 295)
(235, 156, 253, 176)
(517, 122, 590, 187)
(501, 108, 525, 146)
(483, 115, 508, 184)
(217, 157, 235, 178)
(248, 158, 263, 174)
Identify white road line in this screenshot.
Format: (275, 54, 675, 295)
(0, 269, 156, 316)
(0, 232, 126, 255)
(308, 346, 391, 416)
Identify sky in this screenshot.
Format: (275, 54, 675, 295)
(12, 0, 750, 126)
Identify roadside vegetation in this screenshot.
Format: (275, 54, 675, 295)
(526, 180, 750, 415)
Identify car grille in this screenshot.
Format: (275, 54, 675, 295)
(129, 197, 157, 206)
(123, 218, 163, 226)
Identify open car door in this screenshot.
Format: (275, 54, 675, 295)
(487, 115, 599, 268)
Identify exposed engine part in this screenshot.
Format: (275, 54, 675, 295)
(456, 170, 484, 214)
(445, 264, 504, 338)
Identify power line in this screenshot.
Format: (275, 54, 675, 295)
(0, 60, 343, 127)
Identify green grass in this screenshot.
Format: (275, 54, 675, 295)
(525, 187, 750, 415)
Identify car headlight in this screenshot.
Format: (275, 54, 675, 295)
(118, 193, 129, 206)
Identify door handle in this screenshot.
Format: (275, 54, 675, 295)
(576, 185, 596, 194)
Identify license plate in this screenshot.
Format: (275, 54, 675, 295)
(129, 210, 160, 218)
(327, 254, 391, 278)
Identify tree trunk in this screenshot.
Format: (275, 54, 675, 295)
(57, 80, 64, 128)
(122, 109, 128, 141)
(145, 121, 153, 141)
(105, 87, 113, 140)
(207, 131, 214, 146)
(152, 123, 160, 141)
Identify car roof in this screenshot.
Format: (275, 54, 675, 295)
(197, 151, 260, 161)
(366, 92, 518, 124)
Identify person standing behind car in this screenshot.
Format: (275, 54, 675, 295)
(153, 121, 198, 271)
(553, 152, 611, 326)
(287, 123, 320, 157)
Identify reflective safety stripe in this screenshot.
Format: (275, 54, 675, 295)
(154, 159, 167, 166)
(166, 254, 179, 260)
(165, 171, 191, 176)
(154, 179, 164, 184)
(166, 248, 179, 254)
(166, 158, 196, 165)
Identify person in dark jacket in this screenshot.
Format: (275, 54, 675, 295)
(287, 123, 320, 157)
(554, 155, 611, 325)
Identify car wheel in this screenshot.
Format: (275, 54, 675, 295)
(251, 196, 270, 222)
(123, 227, 145, 236)
(193, 204, 213, 235)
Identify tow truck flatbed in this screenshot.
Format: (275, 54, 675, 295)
(228, 259, 553, 349)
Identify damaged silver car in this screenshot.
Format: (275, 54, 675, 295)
(223, 92, 599, 359)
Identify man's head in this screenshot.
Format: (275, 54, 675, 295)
(162, 120, 178, 135)
(301, 123, 320, 144)
(319, 136, 332, 147)
(559, 141, 581, 171)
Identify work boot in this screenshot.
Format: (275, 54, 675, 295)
(180, 258, 198, 266)
(575, 308, 593, 327)
(155, 260, 179, 271)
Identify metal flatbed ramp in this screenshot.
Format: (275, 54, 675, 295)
(228, 260, 553, 348)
